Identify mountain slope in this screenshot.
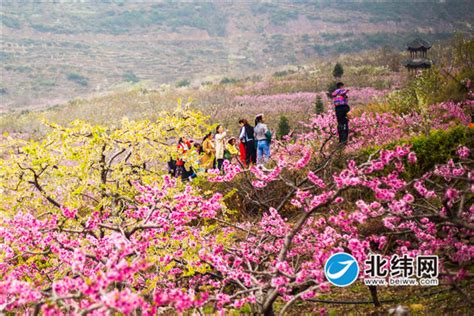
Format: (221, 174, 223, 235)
(1, 1, 472, 110)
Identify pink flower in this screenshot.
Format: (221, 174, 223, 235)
(61, 207, 77, 219)
(290, 199, 302, 208)
(407, 152, 417, 164)
(402, 194, 414, 203)
(383, 217, 399, 230)
(308, 171, 326, 188)
(333, 197, 344, 204)
(445, 188, 459, 200)
(252, 180, 267, 188)
(457, 146, 470, 159)
(294, 147, 312, 169)
(319, 282, 330, 292)
(271, 276, 289, 288)
(71, 249, 85, 273)
(301, 291, 315, 300)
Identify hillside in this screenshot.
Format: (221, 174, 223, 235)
(1, 1, 473, 110)
(1, 7, 473, 314)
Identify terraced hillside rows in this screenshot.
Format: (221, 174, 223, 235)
(1, 1, 473, 110)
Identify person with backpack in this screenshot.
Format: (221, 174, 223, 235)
(215, 125, 227, 171)
(332, 82, 350, 144)
(254, 114, 271, 169)
(238, 118, 256, 166)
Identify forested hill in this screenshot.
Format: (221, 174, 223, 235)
(1, 1, 473, 109)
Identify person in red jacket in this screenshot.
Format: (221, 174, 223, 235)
(176, 137, 195, 180)
(238, 119, 247, 166)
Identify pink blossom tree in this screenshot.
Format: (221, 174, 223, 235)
(1, 101, 472, 315)
(2, 137, 472, 315)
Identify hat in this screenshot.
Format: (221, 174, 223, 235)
(255, 113, 264, 118)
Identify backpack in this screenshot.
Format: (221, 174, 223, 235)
(224, 149, 232, 160)
(265, 130, 272, 143)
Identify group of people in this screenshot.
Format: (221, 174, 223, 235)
(238, 114, 272, 167)
(169, 114, 273, 180)
(169, 83, 351, 180)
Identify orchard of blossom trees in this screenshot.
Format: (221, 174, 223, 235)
(0, 100, 473, 315)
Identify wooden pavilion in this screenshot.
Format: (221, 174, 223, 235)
(403, 38, 432, 74)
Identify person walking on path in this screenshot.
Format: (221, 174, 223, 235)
(332, 82, 350, 144)
(201, 133, 215, 171)
(254, 114, 271, 168)
(239, 118, 256, 166)
(215, 125, 227, 171)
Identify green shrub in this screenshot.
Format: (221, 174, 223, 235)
(201, 81, 213, 86)
(326, 81, 338, 98)
(220, 77, 238, 85)
(314, 96, 324, 114)
(406, 126, 473, 176)
(67, 72, 89, 86)
(277, 115, 290, 139)
(363, 125, 474, 177)
(37, 77, 56, 87)
(436, 67, 474, 103)
(273, 70, 295, 78)
(123, 72, 139, 83)
(332, 62, 344, 79)
(269, 9, 299, 26)
(175, 79, 190, 88)
(386, 68, 443, 114)
(2, 15, 21, 29)
(302, 34, 310, 42)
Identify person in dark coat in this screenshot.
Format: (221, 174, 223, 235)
(239, 118, 256, 165)
(332, 82, 351, 144)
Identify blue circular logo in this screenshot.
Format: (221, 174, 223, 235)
(324, 252, 359, 287)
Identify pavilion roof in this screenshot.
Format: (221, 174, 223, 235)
(407, 38, 432, 50)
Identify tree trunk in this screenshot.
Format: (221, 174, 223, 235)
(368, 285, 381, 307)
(263, 304, 275, 316)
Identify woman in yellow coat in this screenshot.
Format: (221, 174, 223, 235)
(225, 137, 239, 162)
(201, 133, 215, 170)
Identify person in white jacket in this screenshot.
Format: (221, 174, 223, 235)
(254, 114, 271, 167)
(214, 124, 227, 170)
